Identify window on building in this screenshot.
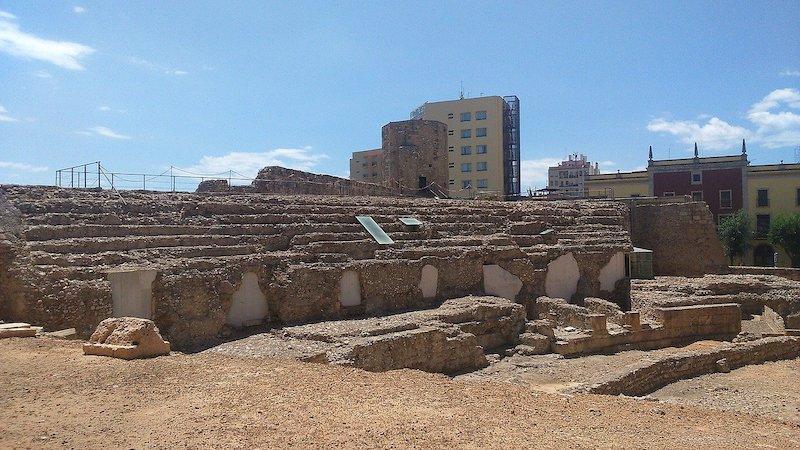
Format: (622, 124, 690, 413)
(371, 173, 377, 177)
(448, 162, 454, 168)
(447, 113, 454, 119)
(663, 191, 675, 197)
(461, 163, 471, 172)
(460, 129, 471, 138)
(691, 191, 703, 201)
(476, 127, 487, 137)
(757, 189, 769, 207)
(756, 214, 771, 236)
(461, 146, 472, 155)
(691, 171, 702, 185)
(460, 112, 471, 122)
(362, 174, 368, 178)
(448, 130, 454, 136)
(477, 179, 488, 189)
(476, 145, 487, 154)
(462, 180, 472, 189)
(448, 179, 455, 185)
(477, 161, 487, 171)
(720, 190, 732, 208)
(476, 110, 487, 120)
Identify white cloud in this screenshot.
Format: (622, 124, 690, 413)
(746, 88, 800, 148)
(780, 70, 800, 77)
(0, 104, 18, 122)
(520, 157, 562, 191)
(179, 147, 330, 179)
(128, 56, 187, 76)
(73, 6, 86, 14)
(33, 69, 52, 78)
(76, 126, 132, 140)
(0, 10, 94, 70)
(98, 106, 111, 111)
(646, 117, 751, 151)
(0, 160, 48, 172)
(647, 88, 800, 151)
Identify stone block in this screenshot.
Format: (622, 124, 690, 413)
(83, 317, 170, 360)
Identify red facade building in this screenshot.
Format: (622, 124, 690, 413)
(649, 143, 748, 222)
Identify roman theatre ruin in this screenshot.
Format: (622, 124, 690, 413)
(1, 170, 799, 395)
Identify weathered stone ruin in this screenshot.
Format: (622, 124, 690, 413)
(210, 295, 525, 374)
(519, 296, 742, 357)
(381, 119, 449, 196)
(83, 317, 170, 359)
(628, 199, 728, 276)
(0, 185, 632, 351)
(632, 274, 800, 332)
(1, 183, 797, 386)
(196, 166, 398, 197)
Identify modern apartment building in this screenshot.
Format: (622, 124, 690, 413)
(585, 141, 800, 267)
(410, 95, 520, 199)
(547, 154, 600, 197)
(350, 148, 384, 182)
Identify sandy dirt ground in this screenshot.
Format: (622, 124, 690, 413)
(653, 359, 800, 424)
(1, 337, 799, 449)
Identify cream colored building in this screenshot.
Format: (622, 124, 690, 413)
(410, 95, 520, 199)
(350, 148, 384, 182)
(585, 171, 650, 198)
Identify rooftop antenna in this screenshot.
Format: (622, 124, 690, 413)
(460, 81, 464, 100)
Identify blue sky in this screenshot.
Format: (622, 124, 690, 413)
(0, 1, 798, 190)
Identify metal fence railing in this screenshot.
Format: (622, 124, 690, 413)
(55, 162, 257, 192)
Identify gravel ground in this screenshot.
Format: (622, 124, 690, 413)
(1, 338, 799, 449)
(653, 359, 800, 424)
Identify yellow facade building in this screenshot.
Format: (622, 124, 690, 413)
(584, 171, 649, 198)
(410, 95, 520, 199)
(745, 163, 800, 266)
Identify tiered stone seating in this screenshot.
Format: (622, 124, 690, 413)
(0, 185, 633, 348)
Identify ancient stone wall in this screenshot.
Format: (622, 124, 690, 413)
(530, 297, 742, 356)
(584, 336, 800, 396)
(632, 274, 800, 327)
(251, 166, 398, 196)
(630, 201, 727, 276)
(381, 120, 448, 195)
(0, 185, 632, 349)
(729, 265, 800, 281)
(209, 296, 525, 374)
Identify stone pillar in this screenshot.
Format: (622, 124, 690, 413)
(588, 314, 608, 335)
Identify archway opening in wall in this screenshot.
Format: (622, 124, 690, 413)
(753, 244, 775, 267)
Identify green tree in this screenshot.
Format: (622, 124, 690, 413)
(768, 213, 800, 268)
(717, 210, 750, 265)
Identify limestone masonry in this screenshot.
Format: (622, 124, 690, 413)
(1, 185, 632, 349)
(2, 183, 799, 389)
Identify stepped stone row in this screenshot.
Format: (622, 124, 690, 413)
(0, 185, 632, 349)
